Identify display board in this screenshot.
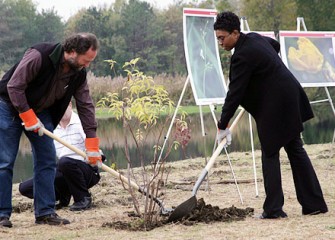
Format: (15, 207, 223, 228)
(279, 31, 335, 87)
(183, 8, 227, 105)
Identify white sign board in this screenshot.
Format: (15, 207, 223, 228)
(183, 8, 227, 105)
(279, 31, 335, 87)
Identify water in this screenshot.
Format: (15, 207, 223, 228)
(12, 106, 335, 183)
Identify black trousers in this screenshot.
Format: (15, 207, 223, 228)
(57, 157, 100, 202)
(19, 157, 100, 204)
(261, 135, 327, 215)
(19, 169, 71, 205)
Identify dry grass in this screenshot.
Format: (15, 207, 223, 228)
(2, 143, 335, 239)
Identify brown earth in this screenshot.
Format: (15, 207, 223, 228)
(1, 143, 335, 239)
(101, 198, 254, 231)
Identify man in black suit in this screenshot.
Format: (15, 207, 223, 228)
(214, 11, 328, 219)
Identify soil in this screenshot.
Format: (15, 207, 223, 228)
(101, 198, 254, 231)
(2, 143, 335, 240)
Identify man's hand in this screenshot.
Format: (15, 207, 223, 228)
(85, 137, 102, 167)
(19, 109, 44, 136)
(217, 128, 232, 147)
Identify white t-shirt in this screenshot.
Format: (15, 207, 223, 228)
(54, 111, 86, 161)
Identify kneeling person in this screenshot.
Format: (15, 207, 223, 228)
(19, 102, 101, 211)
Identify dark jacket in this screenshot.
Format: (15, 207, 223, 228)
(0, 43, 87, 128)
(218, 32, 313, 156)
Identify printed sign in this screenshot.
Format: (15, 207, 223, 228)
(279, 31, 335, 87)
(183, 8, 227, 105)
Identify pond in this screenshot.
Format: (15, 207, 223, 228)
(12, 105, 335, 183)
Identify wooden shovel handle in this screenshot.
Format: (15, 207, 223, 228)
(42, 128, 140, 190)
(205, 108, 245, 172)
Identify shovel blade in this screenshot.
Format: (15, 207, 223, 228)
(167, 196, 197, 222)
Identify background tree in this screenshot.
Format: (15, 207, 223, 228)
(65, 6, 116, 76)
(154, 6, 185, 75)
(35, 9, 64, 42)
(241, 0, 297, 35)
(117, 0, 160, 75)
(295, 0, 335, 31)
(0, 0, 64, 72)
(1, 0, 335, 78)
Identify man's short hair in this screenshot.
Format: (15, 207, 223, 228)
(62, 33, 99, 54)
(214, 11, 241, 33)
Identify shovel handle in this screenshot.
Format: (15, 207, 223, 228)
(206, 108, 245, 172)
(191, 108, 245, 196)
(42, 128, 140, 191)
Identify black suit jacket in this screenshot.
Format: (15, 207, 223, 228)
(218, 32, 313, 156)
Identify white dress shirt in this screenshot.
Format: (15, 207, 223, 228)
(54, 111, 86, 161)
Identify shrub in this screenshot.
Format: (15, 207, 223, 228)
(98, 58, 191, 228)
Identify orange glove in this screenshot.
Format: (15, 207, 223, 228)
(85, 137, 102, 167)
(19, 109, 44, 136)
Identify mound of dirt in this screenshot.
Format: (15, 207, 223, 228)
(179, 198, 254, 225)
(102, 198, 254, 231)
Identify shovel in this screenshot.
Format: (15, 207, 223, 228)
(41, 128, 172, 215)
(167, 108, 245, 222)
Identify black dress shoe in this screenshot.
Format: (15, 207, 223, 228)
(35, 213, 70, 225)
(0, 217, 12, 228)
(302, 208, 328, 215)
(260, 210, 288, 219)
(69, 196, 92, 211)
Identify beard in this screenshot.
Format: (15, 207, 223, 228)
(66, 57, 84, 72)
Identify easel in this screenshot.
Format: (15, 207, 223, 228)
(240, 16, 259, 197)
(155, 75, 244, 204)
(296, 17, 335, 143)
(155, 8, 245, 204)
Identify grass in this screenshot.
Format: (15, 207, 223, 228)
(95, 105, 215, 119)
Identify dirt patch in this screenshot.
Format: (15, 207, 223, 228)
(179, 198, 254, 224)
(101, 198, 254, 231)
(5, 144, 335, 240)
(12, 202, 33, 213)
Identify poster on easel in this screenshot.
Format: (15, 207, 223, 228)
(279, 31, 335, 87)
(183, 8, 227, 105)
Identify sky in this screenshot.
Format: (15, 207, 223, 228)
(33, 0, 185, 21)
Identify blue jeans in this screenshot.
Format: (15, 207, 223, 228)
(0, 99, 57, 218)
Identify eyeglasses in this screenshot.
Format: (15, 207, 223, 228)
(217, 33, 231, 43)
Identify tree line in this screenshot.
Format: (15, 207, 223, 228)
(0, 0, 335, 78)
